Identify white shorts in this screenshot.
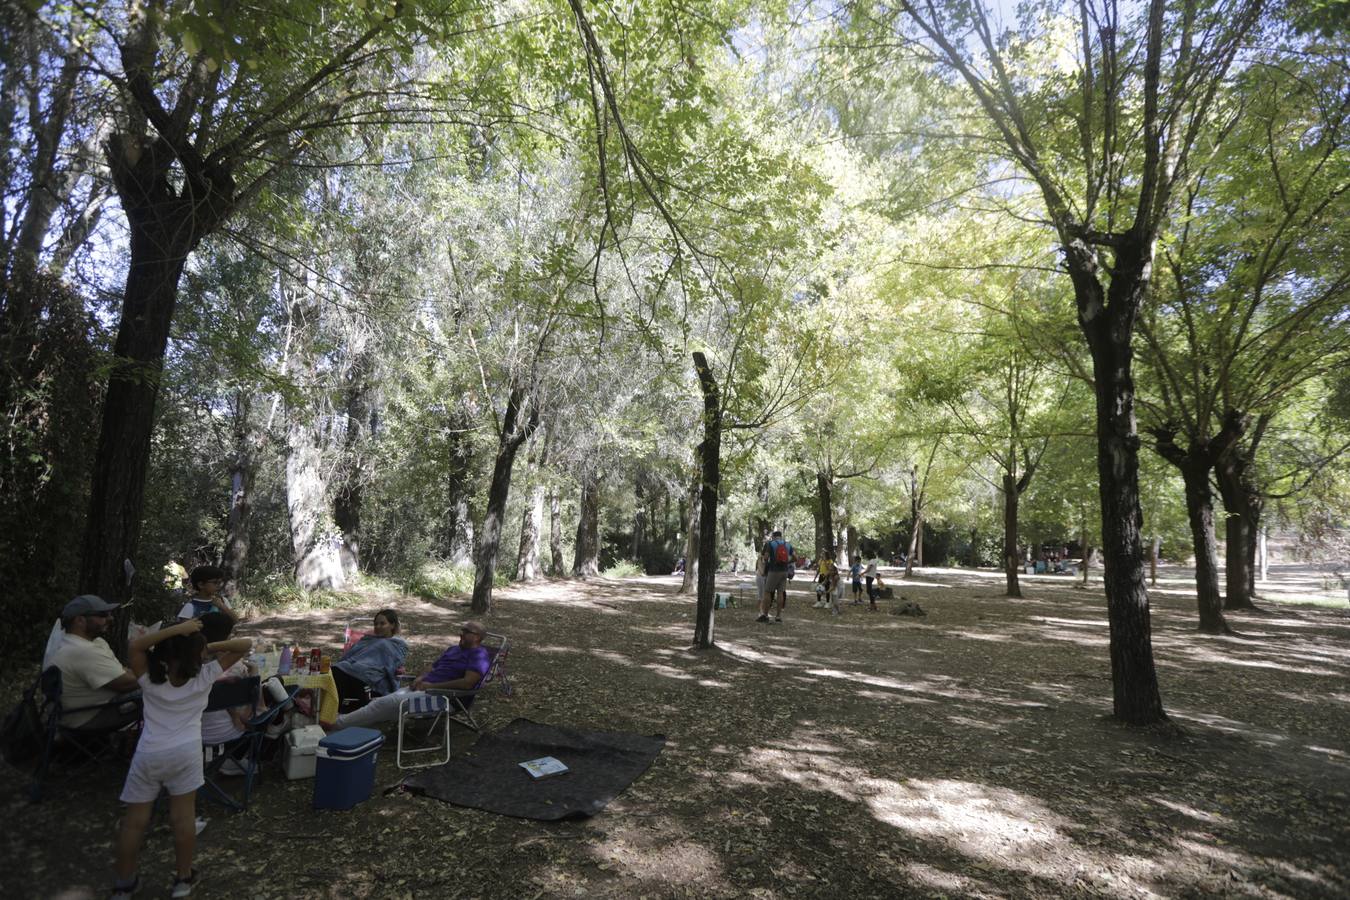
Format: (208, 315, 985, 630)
(120, 742, 204, 803)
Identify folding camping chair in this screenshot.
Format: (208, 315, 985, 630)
(199, 678, 300, 812)
(336, 618, 406, 713)
(30, 666, 141, 802)
(395, 632, 512, 769)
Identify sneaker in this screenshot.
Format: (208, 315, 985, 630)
(755, 614, 770, 623)
(171, 869, 198, 899)
(218, 758, 246, 776)
(108, 875, 139, 899)
(194, 817, 208, 835)
(773, 616, 782, 623)
(811, 601, 826, 609)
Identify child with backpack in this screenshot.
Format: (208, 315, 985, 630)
(110, 618, 252, 899)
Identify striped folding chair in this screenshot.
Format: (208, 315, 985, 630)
(394, 633, 511, 769)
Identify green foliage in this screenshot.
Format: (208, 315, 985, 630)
(0, 272, 103, 662)
(601, 559, 644, 579)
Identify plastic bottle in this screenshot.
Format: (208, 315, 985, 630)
(278, 644, 292, 675)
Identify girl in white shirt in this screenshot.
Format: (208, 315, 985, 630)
(110, 618, 251, 900)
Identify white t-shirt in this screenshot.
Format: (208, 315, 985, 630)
(137, 660, 223, 754)
(52, 634, 130, 726)
(201, 661, 251, 745)
(864, 561, 879, 578)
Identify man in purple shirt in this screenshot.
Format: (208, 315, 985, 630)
(330, 621, 490, 730)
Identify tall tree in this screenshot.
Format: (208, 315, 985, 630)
(74, 0, 491, 647)
(842, 0, 1270, 723)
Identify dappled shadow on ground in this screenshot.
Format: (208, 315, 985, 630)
(3, 567, 1347, 898)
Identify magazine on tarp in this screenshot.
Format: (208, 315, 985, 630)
(519, 756, 569, 779)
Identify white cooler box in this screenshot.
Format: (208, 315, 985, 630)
(284, 725, 326, 779)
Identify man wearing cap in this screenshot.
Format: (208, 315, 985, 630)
(327, 621, 491, 730)
(50, 595, 141, 728)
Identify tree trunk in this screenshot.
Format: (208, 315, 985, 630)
(79, 230, 194, 658)
(79, 123, 233, 658)
(472, 387, 537, 613)
(1003, 473, 1023, 598)
(443, 406, 475, 566)
(677, 474, 699, 594)
(515, 441, 544, 582)
(1150, 412, 1245, 632)
(571, 471, 600, 577)
(1178, 465, 1229, 633)
(548, 487, 565, 576)
(1257, 527, 1268, 583)
(287, 412, 343, 592)
(904, 464, 922, 578)
(692, 352, 720, 650)
(220, 392, 260, 590)
(1149, 536, 1160, 587)
(333, 354, 375, 578)
(1070, 237, 1166, 724)
(1215, 423, 1266, 610)
(816, 472, 834, 562)
(846, 524, 858, 561)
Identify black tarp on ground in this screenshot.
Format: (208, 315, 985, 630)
(400, 718, 665, 820)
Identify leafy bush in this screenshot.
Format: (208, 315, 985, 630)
(602, 559, 644, 578)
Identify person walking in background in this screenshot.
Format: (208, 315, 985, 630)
(757, 530, 794, 623)
(850, 556, 864, 605)
(864, 557, 885, 611)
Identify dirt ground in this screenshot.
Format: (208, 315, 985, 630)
(4, 564, 1349, 899)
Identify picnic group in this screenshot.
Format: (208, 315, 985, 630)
(32, 566, 490, 899)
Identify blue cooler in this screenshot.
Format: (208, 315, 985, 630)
(313, 727, 384, 810)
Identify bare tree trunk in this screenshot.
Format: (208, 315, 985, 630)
(571, 471, 600, 577)
(1216, 415, 1268, 610)
(677, 474, 699, 594)
(515, 438, 545, 582)
(1257, 528, 1268, 583)
(471, 386, 538, 613)
(548, 487, 565, 576)
(333, 353, 374, 578)
(1151, 415, 1245, 633)
(1074, 240, 1166, 724)
(846, 525, 858, 562)
(815, 472, 835, 564)
(905, 465, 922, 578)
(1149, 537, 1160, 587)
(692, 352, 720, 649)
(220, 391, 261, 590)
(78, 111, 233, 657)
(1003, 473, 1023, 598)
(284, 291, 343, 592)
(79, 227, 196, 657)
(443, 406, 475, 566)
